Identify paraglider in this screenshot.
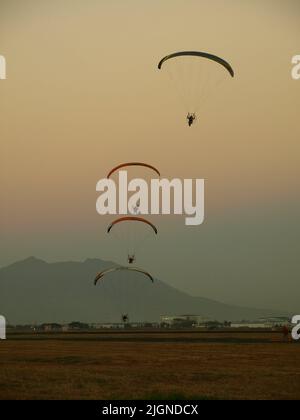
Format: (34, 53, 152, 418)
(107, 216, 158, 265)
(158, 51, 234, 125)
(93, 266, 154, 326)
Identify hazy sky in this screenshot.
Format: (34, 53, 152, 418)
(1, 0, 299, 312)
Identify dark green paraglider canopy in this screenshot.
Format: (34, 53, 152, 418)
(158, 51, 234, 78)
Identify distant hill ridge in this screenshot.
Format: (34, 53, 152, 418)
(0, 257, 289, 324)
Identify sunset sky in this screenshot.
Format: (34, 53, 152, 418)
(1, 0, 299, 312)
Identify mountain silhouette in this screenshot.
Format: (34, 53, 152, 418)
(0, 257, 288, 324)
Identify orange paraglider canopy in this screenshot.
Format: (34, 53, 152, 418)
(107, 162, 160, 179)
(107, 216, 158, 235)
(94, 266, 154, 285)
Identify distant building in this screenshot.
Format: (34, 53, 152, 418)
(68, 322, 90, 331)
(258, 317, 291, 327)
(93, 323, 116, 329)
(160, 315, 291, 330)
(160, 315, 214, 328)
(91, 323, 125, 329)
(230, 317, 291, 330)
(40, 323, 62, 332)
(61, 325, 69, 332)
(230, 322, 272, 329)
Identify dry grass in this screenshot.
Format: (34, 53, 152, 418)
(0, 331, 299, 400)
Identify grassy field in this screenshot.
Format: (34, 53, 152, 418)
(0, 331, 299, 400)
